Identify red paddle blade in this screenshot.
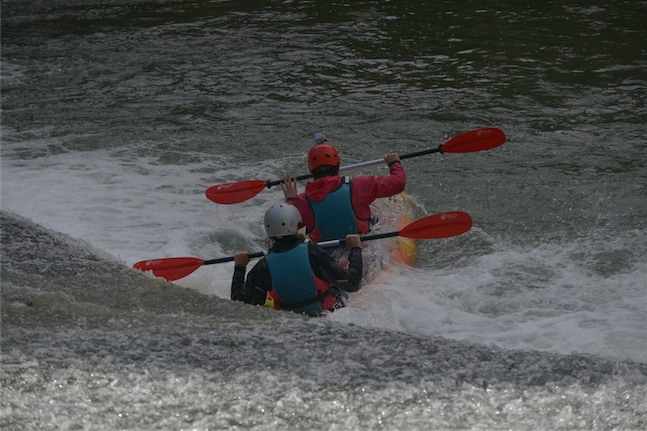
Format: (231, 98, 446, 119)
(133, 257, 205, 281)
(441, 128, 506, 153)
(205, 180, 267, 204)
(400, 211, 473, 239)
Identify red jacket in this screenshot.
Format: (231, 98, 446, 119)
(288, 161, 405, 242)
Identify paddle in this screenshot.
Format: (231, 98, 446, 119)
(133, 211, 473, 281)
(206, 127, 506, 204)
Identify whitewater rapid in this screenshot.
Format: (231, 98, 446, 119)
(2, 210, 647, 430)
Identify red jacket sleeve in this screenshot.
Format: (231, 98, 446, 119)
(351, 161, 406, 221)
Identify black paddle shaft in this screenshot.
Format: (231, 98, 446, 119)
(204, 251, 265, 265)
(205, 230, 402, 265)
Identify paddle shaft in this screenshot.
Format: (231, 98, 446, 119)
(203, 230, 400, 265)
(204, 251, 264, 265)
(317, 230, 400, 248)
(133, 211, 472, 281)
(265, 147, 441, 188)
(205, 128, 505, 204)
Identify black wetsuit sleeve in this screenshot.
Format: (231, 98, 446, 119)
(310, 243, 363, 292)
(231, 259, 272, 305)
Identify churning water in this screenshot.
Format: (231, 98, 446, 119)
(2, 1, 646, 429)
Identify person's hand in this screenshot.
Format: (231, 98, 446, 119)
(345, 234, 362, 249)
(281, 175, 298, 200)
(234, 252, 250, 267)
(384, 153, 400, 165)
(296, 227, 306, 242)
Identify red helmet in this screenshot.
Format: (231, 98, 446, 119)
(308, 144, 340, 171)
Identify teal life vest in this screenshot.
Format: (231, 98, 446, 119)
(308, 177, 357, 241)
(265, 243, 328, 316)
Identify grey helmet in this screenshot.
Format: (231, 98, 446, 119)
(264, 203, 302, 238)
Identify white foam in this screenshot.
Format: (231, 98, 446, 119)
(1, 147, 280, 261)
(330, 235, 647, 363)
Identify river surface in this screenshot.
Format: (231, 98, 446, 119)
(2, 1, 646, 429)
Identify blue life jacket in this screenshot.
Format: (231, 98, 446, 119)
(308, 177, 357, 241)
(265, 243, 326, 316)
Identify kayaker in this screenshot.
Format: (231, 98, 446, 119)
(231, 202, 363, 317)
(282, 142, 405, 242)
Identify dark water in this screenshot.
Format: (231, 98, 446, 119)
(2, 1, 647, 429)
